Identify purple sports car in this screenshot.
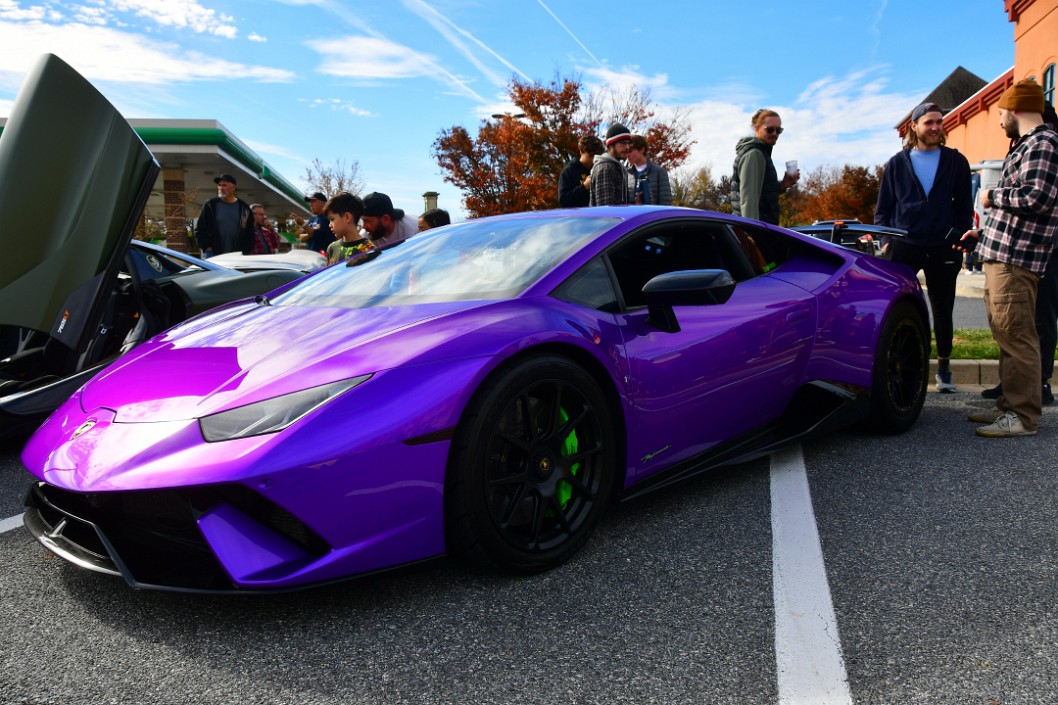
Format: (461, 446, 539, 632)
(16, 61, 931, 594)
(22, 204, 930, 592)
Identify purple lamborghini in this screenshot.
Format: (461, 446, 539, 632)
(22, 205, 931, 591)
(15, 61, 931, 594)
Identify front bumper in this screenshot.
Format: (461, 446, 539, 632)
(24, 481, 329, 592)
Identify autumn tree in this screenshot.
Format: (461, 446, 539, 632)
(670, 165, 732, 213)
(304, 157, 365, 198)
(433, 75, 694, 217)
(781, 164, 882, 226)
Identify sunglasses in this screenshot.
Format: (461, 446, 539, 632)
(765, 126, 784, 135)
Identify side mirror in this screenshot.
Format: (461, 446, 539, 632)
(643, 269, 736, 333)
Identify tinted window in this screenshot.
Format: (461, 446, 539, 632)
(552, 257, 619, 312)
(726, 223, 794, 276)
(607, 221, 752, 308)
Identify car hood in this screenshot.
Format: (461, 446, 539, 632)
(208, 250, 329, 273)
(0, 54, 158, 349)
(79, 298, 515, 422)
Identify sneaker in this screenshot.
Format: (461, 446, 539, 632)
(935, 368, 956, 393)
(975, 411, 1036, 437)
(966, 408, 1004, 424)
(981, 383, 1002, 399)
(1044, 383, 1054, 406)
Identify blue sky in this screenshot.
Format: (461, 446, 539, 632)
(0, 0, 1016, 220)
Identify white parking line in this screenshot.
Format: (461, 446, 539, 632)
(0, 513, 24, 535)
(770, 445, 852, 705)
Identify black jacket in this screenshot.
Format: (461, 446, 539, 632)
(875, 146, 973, 247)
(195, 197, 254, 255)
(558, 158, 592, 207)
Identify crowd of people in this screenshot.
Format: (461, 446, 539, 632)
(875, 79, 1058, 438)
(194, 177, 452, 267)
(193, 87, 1057, 438)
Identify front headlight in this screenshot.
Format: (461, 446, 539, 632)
(199, 375, 371, 442)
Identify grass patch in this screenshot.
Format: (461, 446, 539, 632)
(935, 328, 999, 360)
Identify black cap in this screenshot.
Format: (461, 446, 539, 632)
(213, 173, 237, 185)
(910, 103, 942, 122)
(305, 192, 327, 202)
(363, 191, 404, 219)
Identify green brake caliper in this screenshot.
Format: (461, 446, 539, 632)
(555, 406, 580, 509)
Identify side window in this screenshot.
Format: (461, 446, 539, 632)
(552, 257, 619, 312)
(607, 222, 747, 308)
(727, 223, 793, 276)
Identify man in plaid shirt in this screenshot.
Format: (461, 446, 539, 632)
(589, 123, 632, 206)
(961, 80, 1058, 437)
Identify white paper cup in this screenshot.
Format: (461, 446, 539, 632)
(786, 160, 798, 175)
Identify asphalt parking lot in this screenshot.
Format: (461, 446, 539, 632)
(1, 380, 1055, 705)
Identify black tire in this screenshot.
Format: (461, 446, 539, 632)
(445, 354, 617, 573)
(869, 301, 929, 434)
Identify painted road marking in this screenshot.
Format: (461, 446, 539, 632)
(0, 513, 24, 534)
(771, 445, 853, 705)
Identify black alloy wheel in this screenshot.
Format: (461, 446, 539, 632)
(869, 301, 929, 434)
(445, 355, 617, 573)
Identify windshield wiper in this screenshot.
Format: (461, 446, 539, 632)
(255, 294, 271, 305)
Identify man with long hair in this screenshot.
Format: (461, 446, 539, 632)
(875, 102, 973, 393)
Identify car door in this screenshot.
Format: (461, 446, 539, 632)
(608, 219, 817, 481)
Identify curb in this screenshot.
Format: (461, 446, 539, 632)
(929, 359, 999, 386)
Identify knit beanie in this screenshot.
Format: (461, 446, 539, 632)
(997, 79, 1045, 114)
(604, 123, 632, 146)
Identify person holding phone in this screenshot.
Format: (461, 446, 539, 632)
(958, 81, 1058, 437)
(875, 102, 973, 392)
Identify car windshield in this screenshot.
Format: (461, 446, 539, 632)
(272, 215, 617, 308)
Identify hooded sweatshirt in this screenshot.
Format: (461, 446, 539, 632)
(731, 137, 782, 224)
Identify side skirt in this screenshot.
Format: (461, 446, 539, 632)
(621, 380, 869, 502)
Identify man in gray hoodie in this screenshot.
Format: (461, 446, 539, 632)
(731, 109, 799, 224)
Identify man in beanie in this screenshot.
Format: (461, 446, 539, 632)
(959, 79, 1058, 437)
(361, 191, 418, 247)
(731, 109, 798, 224)
(875, 102, 973, 393)
(981, 101, 1058, 406)
(589, 123, 633, 206)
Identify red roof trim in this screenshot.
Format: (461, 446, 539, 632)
(1006, 0, 1034, 22)
(896, 68, 1015, 138)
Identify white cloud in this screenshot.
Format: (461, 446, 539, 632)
(306, 34, 487, 102)
(0, 0, 45, 20)
(248, 32, 266, 42)
(244, 139, 305, 163)
(300, 97, 374, 117)
(656, 68, 920, 183)
(0, 20, 294, 86)
(309, 36, 439, 80)
(71, 5, 107, 25)
(108, 0, 238, 38)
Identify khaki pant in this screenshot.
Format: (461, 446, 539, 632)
(984, 261, 1042, 430)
